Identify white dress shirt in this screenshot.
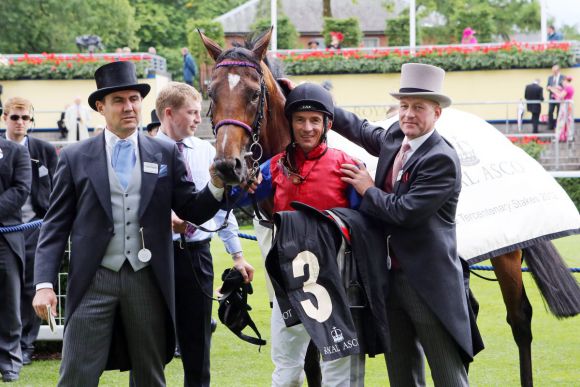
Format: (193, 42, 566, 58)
(404, 129, 435, 166)
(156, 130, 242, 255)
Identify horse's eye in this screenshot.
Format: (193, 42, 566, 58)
(251, 90, 260, 102)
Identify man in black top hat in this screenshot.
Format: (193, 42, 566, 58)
(146, 109, 160, 137)
(32, 61, 225, 386)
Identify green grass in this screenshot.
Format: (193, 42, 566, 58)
(11, 234, 580, 386)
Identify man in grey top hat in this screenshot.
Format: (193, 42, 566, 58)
(337, 63, 483, 386)
(32, 61, 225, 386)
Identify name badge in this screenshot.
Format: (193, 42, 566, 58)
(143, 162, 159, 174)
(396, 170, 404, 182)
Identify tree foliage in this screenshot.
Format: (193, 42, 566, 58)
(0, 0, 139, 53)
(187, 20, 225, 67)
(252, 17, 298, 50)
(0, 0, 251, 80)
(384, 0, 541, 44)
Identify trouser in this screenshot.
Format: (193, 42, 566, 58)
(174, 239, 213, 387)
(385, 271, 468, 387)
(20, 225, 41, 356)
(0, 241, 23, 374)
(271, 300, 357, 387)
(58, 263, 167, 387)
(530, 111, 540, 133)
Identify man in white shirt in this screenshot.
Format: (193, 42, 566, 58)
(64, 96, 91, 141)
(155, 81, 254, 387)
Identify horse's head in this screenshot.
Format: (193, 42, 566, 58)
(200, 28, 288, 185)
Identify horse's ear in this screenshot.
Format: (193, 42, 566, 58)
(252, 26, 273, 62)
(198, 29, 223, 62)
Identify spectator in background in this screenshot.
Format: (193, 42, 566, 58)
(547, 25, 563, 41)
(461, 28, 478, 44)
(524, 79, 544, 133)
(328, 31, 343, 49)
(547, 64, 565, 130)
(0, 104, 32, 383)
(146, 109, 160, 137)
(549, 76, 575, 142)
(148, 47, 157, 55)
(307, 40, 319, 50)
(328, 31, 344, 50)
(57, 105, 69, 139)
(2, 97, 58, 367)
(122, 46, 132, 53)
(182, 47, 197, 88)
(65, 96, 91, 141)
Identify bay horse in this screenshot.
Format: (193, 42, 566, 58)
(200, 28, 580, 387)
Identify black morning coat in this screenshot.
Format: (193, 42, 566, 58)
(332, 107, 484, 363)
(34, 132, 222, 370)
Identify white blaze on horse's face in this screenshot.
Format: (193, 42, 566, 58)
(228, 73, 241, 91)
(221, 132, 229, 155)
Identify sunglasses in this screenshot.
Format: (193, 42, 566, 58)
(8, 114, 33, 122)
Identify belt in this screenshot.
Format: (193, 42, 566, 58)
(173, 238, 211, 249)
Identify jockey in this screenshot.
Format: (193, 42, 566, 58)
(239, 82, 360, 211)
(233, 82, 362, 386)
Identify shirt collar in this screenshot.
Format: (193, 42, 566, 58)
(104, 128, 139, 149)
(406, 129, 434, 152)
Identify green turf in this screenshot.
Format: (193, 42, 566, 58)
(10, 234, 580, 386)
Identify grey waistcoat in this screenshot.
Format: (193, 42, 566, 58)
(101, 157, 148, 272)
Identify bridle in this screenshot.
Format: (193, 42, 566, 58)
(208, 59, 267, 179)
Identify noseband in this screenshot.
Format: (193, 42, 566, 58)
(209, 59, 267, 177)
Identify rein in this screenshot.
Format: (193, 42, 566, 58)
(208, 59, 267, 180)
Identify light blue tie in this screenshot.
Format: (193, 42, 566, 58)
(112, 140, 135, 190)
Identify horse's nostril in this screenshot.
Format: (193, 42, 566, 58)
(234, 157, 243, 172)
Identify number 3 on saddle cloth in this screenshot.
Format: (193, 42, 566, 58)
(265, 201, 391, 360)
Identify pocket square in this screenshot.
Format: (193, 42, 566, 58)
(159, 164, 168, 177)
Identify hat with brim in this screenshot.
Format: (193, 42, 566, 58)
(146, 109, 160, 132)
(390, 63, 452, 108)
(88, 61, 151, 111)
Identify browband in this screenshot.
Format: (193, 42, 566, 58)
(216, 60, 261, 72)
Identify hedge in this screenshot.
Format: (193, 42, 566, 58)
(0, 54, 150, 80)
(279, 42, 575, 75)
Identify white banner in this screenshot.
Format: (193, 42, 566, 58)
(329, 108, 580, 263)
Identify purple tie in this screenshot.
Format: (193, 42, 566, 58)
(176, 141, 196, 238)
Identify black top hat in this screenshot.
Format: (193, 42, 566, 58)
(88, 61, 151, 111)
(146, 109, 160, 132)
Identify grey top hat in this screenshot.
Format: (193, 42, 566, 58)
(88, 61, 151, 111)
(390, 63, 452, 108)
